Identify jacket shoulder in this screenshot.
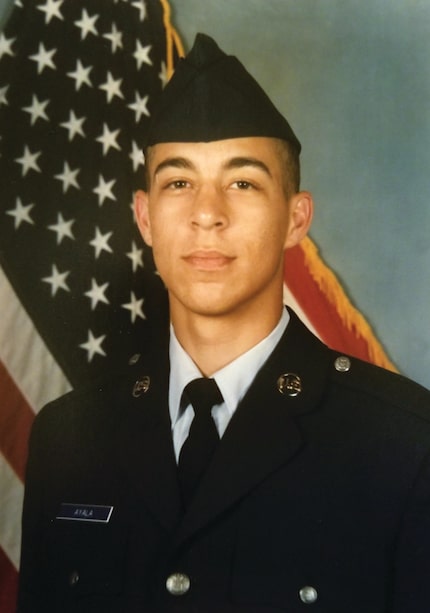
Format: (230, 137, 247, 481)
(328, 349, 430, 423)
(34, 344, 166, 432)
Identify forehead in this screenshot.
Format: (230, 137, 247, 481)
(146, 137, 284, 174)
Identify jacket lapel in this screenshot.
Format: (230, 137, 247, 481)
(116, 345, 183, 534)
(175, 310, 332, 546)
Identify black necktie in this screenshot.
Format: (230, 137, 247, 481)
(178, 377, 223, 506)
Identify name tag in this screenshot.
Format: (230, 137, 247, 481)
(56, 503, 114, 523)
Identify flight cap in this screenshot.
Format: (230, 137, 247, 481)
(145, 33, 301, 153)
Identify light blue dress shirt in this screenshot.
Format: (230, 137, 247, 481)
(169, 309, 289, 461)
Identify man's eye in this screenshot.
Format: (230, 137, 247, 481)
(233, 180, 254, 190)
(167, 180, 189, 189)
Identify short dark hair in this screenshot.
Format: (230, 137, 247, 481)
(274, 138, 301, 199)
(142, 147, 152, 192)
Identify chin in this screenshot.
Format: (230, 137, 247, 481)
(172, 293, 236, 319)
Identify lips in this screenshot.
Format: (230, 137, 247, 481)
(183, 250, 235, 270)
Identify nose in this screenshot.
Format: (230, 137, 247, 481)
(190, 186, 227, 230)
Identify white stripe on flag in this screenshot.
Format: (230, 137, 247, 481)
(0, 452, 24, 570)
(283, 283, 320, 338)
(0, 266, 71, 412)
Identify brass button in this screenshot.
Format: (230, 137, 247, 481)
(277, 373, 302, 397)
(299, 585, 318, 604)
(166, 572, 190, 596)
(132, 375, 150, 397)
(334, 356, 351, 373)
(68, 570, 80, 587)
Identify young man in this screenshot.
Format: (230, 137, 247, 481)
(18, 34, 430, 612)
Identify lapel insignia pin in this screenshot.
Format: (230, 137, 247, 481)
(277, 373, 302, 397)
(132, 375, 151, 397)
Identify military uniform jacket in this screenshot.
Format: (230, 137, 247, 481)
(18, 310, 430, 612)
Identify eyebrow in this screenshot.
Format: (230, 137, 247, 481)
(153, 155, 272, 178)
(223, 157, 272, 177)
(154, 157, 195, 176)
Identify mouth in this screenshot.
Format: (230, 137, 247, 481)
(183, 250, 235, 271)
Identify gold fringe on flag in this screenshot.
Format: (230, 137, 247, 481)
(300, 237, 398, 372)
(160, 0, 185, 79)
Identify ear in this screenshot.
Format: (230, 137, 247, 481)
(284, 191, 314, 250)
(134, 189, 153, 247)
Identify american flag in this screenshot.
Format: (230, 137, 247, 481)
(0, 1, 181, 610)
(0, 2, 396, 610)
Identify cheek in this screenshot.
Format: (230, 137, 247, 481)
(247, 217, 288, 256)
(149, 224, 181, 278)
(151, 239, 170, 273)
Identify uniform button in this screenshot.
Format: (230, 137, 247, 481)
(334, 355, 351, 372)
(68, 570, 80, 587)
(166, 572, 191, 596)
(299, 585, 318, 604)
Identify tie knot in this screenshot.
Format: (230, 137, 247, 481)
(183, 377, 223, 416)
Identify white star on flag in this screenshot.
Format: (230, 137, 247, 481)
(0, 84, 9, 106)
(0, 33, 15, 59)
(133, 40, 152, 69)
(6, 197, 35, 229)
(93, 174, 116, 205)
(126, 241, 144, 272)
(159, 61, 168, 87)
(131, 0, 146, 22)
(122, 291, 146, 323)
(128, 91, 149, 121)
(28, 42, 56, 74)
(37, 0, 64, 24)
(96, 123, 121, 155)
(54, 161, 80, 193)
(59, 109, 86, 141)
(84, 278, 110, 310)
(89, 227, 114, 258)
(79, 329, 106, 361)
(22, 94, 49, 125)
(15, 145, 42, 176)
(99, 71, 124, 102)
(103, 23, 123, 53)
(129, 141, 145, 171)
(74, 8, 99, 40)
(47, 212, 75, 244)
(67, 59, 93, 91)
(42, 263, 71, 296)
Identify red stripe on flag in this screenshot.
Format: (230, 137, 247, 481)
(285, 244, 366, 354)
(0, 548, 18, 613)
(0, 361, 34, 482)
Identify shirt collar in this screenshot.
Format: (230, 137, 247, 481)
(169, 308, 289, 427)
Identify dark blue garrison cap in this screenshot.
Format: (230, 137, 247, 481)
(145, 33, 301, 153)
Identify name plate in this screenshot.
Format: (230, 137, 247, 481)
(56, 503, 114, 523)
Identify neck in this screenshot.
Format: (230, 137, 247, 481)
(170, 302, 284, 376)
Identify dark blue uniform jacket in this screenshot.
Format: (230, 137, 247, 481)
(18, 310, 430, 612)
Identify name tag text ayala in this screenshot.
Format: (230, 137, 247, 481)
(56, 503, 114, 523)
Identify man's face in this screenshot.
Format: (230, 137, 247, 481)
(135, 137, 312, 324)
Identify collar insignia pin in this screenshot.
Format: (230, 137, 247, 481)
(277, 373, 302, 397)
